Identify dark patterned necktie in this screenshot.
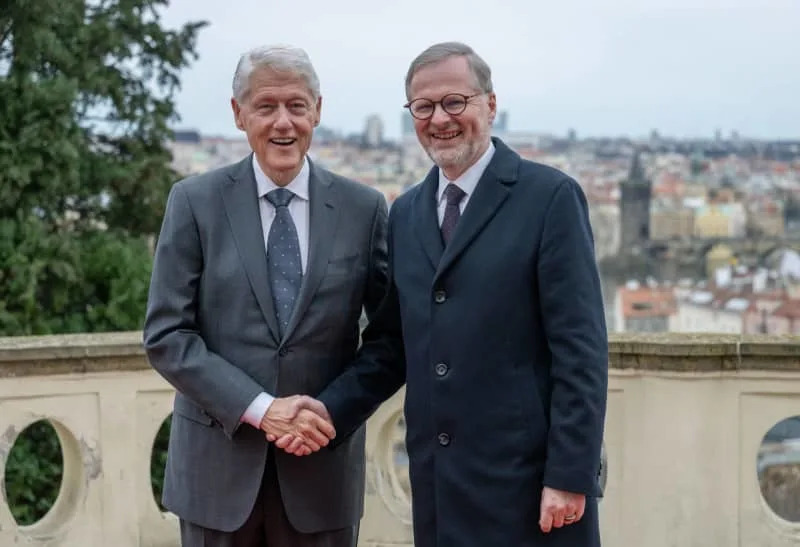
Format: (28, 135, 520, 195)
(265, 188, 303, 338)
(440, 183, 466, 245)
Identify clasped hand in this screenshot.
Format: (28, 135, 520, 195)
(260, 395, 335, 456)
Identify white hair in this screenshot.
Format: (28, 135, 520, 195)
(232, 45, 320, 102)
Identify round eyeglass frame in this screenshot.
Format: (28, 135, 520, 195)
(403, 93, 483, 120)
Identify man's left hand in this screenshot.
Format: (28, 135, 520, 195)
(260, 396, 335, 456)
(264, 397, 334, 456)
(539, 486, 585, 533)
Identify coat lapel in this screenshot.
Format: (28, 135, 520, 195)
(413, 166, 444, 270)
(221, 155, 281, 344)
(433, 138, 519, 284)
(282, 161, 338, 341)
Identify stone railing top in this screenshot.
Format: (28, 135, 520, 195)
(608, 332, 800, 372)
(0, 331, 146, 377)
(0, 331, 798, 377)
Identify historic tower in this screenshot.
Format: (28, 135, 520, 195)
(619, 150, 652, 254)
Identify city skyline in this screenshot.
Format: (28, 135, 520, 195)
(160, 0, 799, 141)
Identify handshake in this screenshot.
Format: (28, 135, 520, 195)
(259, 395, 336, 456)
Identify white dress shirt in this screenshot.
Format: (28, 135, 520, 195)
(241, 155, 311, 428)
(436, 141, 496, 225)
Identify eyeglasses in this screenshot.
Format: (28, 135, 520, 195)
(404, 93, 483, 120)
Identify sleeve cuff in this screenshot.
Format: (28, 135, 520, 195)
(543, 464, 603, 498)
(240, 392, 274, 428)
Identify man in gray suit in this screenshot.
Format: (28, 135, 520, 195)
(143, 44, 388, 546)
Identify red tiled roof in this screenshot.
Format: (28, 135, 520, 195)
(619, 287, 677, 319)
(772, 300, 800, 320)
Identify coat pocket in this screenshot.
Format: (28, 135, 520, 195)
(512, 365, 548, 444)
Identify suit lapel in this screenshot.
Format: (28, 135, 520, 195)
(282, 161, 338, 341)
(221, 155, 281, 344)
(434, 138, 519, 284)
(413, 166, 444, 270)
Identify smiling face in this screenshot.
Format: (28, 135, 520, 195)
(231, 67, 321, 186)
(407, 55, 496, 180)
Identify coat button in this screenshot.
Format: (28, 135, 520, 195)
(435, 363, 448, 376)
(438, 433, 451, 446)
(434, 290, 446, 303)
(278, 347, 289, 357)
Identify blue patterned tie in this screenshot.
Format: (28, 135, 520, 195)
(265, 188, 303, 338)
(440, 183, 466, 245)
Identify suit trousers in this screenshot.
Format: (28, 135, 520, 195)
(179, 451, 358, 547)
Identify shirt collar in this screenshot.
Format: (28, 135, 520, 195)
(252, 154, 310, 201)
(437, 141, 496, 205)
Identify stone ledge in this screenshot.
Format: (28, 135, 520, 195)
(0, 332, 799, 376)
(0, 331, 147, 377)
(609, 333, 800, 372)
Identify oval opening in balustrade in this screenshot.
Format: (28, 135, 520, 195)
(3, 420, 63, 526)
(373, 410, 412, 524)
(150, 413, 172, 512)
(758, 415, 800, 522)
(3, 417, 84, 537)
(391, 415, 411, 502)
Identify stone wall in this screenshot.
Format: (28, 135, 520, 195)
(0, 332, 799, 546)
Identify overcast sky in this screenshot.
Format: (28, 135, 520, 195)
(159, 0, 799, 141)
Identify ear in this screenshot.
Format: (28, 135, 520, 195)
(314, 95, 323, 127)
(231, 97, 245, 131)
(487, 92, 497, 124)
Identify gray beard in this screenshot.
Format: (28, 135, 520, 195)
(426, 144, 470, 173)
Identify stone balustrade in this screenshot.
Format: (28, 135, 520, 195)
(1, 332, 799, 546)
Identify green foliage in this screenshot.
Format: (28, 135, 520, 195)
(0, 0, 206, 522)
(150, 417, 172, 511)
(4, 421, 63, 526)
(0, 216, 155, 334)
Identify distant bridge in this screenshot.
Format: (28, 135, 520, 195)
(601, 236, 800, 281)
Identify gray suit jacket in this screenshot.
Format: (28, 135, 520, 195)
(143, 155, 389, 533)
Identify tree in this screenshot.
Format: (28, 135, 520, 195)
(0, 0, 205, 523)
(0, 0, 206, 335)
